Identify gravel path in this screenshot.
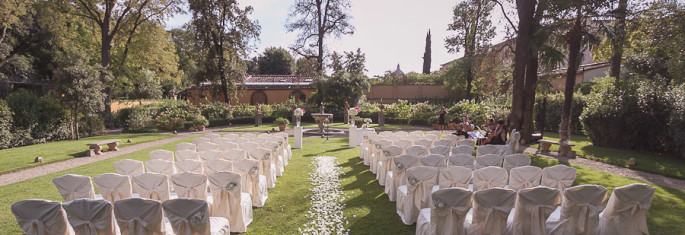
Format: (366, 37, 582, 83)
(523, 147, 685, 191)
(0, 128, 222, 187)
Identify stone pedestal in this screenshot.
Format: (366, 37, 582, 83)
(255, 113, 262, 127)
(378, 111, 385, 126)
(294, 126, 303, 149)
(349, 126, 357, 148)
(344, 110, 349, 124)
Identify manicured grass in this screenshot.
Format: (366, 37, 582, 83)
(219, 123, 424, 132)
(532, 131, 685, 180)
(0, 133, 175, 175)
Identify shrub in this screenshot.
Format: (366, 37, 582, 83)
(275, 117, 290, 125)
(410, 102, 437, 120)
(385, 100, 412, 119)
(198, 102, 232, 121)
(408, 119, 430, 126)
(156, 115, 186, 131)
(231, 104, 256, 117)
(445, 100, 502, 126)
(5, 90, 70, 142)
(0, 100, 13, 149)
(188, 114, 209, 126)
(125, 108, 157, 132)
(79, 114, 105, 137)
(534, 92, 587, 134)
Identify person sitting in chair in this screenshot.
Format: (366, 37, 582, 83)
(449, 115, 472, 138)
(484, 119, 507, 145)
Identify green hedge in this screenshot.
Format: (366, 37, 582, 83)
(534, 93, 587, 135)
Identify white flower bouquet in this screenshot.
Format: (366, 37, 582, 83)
(363, 118, 372, 124)
(294, 108, 305, 117)
(348, 107, 359, 116)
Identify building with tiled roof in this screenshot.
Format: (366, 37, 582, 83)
(185, 74, 317, 105)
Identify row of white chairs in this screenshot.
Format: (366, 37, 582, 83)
(415, 183, 655, 235)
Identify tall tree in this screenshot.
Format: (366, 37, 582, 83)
(328, 51, 345, 73)
(422, 30, 431, 74)
(286, 0, 354, 74)
(188, 0, 260, 104)
(344, 48, 366, 75)
(257, 47, 294, 75)
(295, 57, 318, 76)
(445, 0, 495, 100)
(609, 0, 628, 79)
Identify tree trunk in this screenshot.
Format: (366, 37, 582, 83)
(70, 108, 76, 140)
(510, 0, 536, 133)
(609, 0, 628, 79)
(101, 25, 113, 117)
(539, 94, 547, 138)
(521, 52, 539, 142)
(75, 103, 80, 140)
(317, 34, 324, 74)
(559, 14, 583, 144)
(465, 57, 473, 100)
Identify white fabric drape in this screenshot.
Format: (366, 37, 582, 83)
(223, 149, 247, 161)
(207, 171, 253, 233)
(420, 154, 446, 167)
(466, 188, 516, 235)
(503, 154, 531, 172)
(145, 159, 175, 176)
(240, 142, 260, 154)
(93, 173, 132, 203)
(541, 165, 577, 192)
(414, 139, 433, 148)
(233, 159, 268, 207)
(52, 174, 96, 201)
(394, 139, 413, 149)
(249, 147, 276, 189)
(171, 172, 209, 201)
(204, 159, 233, 175)
(149, 149, 175, 162)
(547, 184, 608, 235)
(447, 154, 475, 169)
(507, 186, 561, 235)
(176, 150, 200, 161)
(261, 141, 284, 176)
(113, 159, 145, 176)
(437, 166, 472, 189)
(197, 142, 219, 151)
(599, 183, 655, 235)
(176, 159, 204, 174)
(429, 146, 450, 158)
(386, 155, 420, 201)
(416, 188, 472, 235)
(476, 145, 506, 157)
(433, 139, 453, 148)
(113, 198, 168, 235)
(192, 137, 211, 145)
(11, 199, 72, 235)
(472, 166, 508, 191)
(451, 146, 474, 156)
(162, 198, 231, 235)
(475, 154, 504, 169)
(175, 142, 197, 152)
(508, 166, 543, 191)
(62, 199, 116, 235)
(371, 140, 393, 174)
(219, 142, 240, 152)
(377, 145, 403, 186)
(199, 150, 223, 162)
(242, 133, 257, 139)
(456, 139, 475, 147)
(397, 166, 439, 225)
(132, 173, 171, 201)
(405, 145, 428, 157)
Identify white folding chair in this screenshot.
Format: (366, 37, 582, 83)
(132, 172, 171, 201)
(171, 172, 208, 201)
(197, 142, 220, 152)
(149, 149, 175, 161)
(175, 142, 196, 152)
(507, 186, 561, 235)
(397, 166, 439, 225)
(205, 133, 221, 140)
(371, 139, 393, 174)
(223, 149, 247, 161)
(409, 130, 424, 137)
(162, 198, 231, 235)
(414, 139, 433, 148)
(233, 159, 268, 207)
(476, 145, 507, 157)
(218, 142, 240, 152)
(176, 159, 204, 174)
(241, 133, 257, 139)
(199, 150, 223, 162)
(416, 188, 472, 235)
(249, 147, 277, 189)
(451, 145, 474, 156)
(205, 159, 233, 174)
(475, 154, 504, 169)
(93, 173, 132, 203)
(547, 184, 608, 235)
(207, 171, 254, 233)
(433, 139, 453, 148)
(429, 145, 450, 157)
(541, 165, 577, 192)
(437, 166, 472, 190)
(447, 154, 475, 169)
(465, 188, 516, 235)
(114, 159, 145, 176)
(192, 137, 211, 145)
(599, 183, 655, 235)
(377, 145, 403, 186)
(456, 139, 475, 147)
(386, 155, 420, 202)
(63, 198, 116, 235)
(420, 154, 446, 167)
(145, 159, 175, 176)
(261, 141, 284, 177)
(472, 166, 508, 191)
(503, 154, 531, 172)
(508, 166, 543, 191)
(11, 199, 72, 235)
(176, 150, 200, 161)
(114, 198, 170, 235)
(53, 174, 96, 201)
(405, 145, 428, 157)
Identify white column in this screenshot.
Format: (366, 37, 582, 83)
(294, 126, 303, 149)
(349, 125, 357, 148)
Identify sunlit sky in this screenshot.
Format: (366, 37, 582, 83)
(165, 1, 513, 76)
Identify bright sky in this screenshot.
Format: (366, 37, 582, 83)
(166, 0, 511, 77)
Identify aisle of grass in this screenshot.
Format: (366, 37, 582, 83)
(531, 131, 685, 180)
(0, 133, 175, 175)
(219, 122, 423, 132)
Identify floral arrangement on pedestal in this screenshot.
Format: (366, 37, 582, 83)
(348, 107, 360, 125)
(363, 118, 372, 128)
(293, 108, 305, 126)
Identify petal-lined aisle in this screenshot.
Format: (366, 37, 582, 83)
(299, 156, 349, 235)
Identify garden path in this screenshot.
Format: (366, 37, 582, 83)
(0, 127, 222, 187)
(523, 147, 685, 191)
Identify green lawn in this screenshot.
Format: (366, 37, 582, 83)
(1, 136, 684, 234)
(219, 122, 424, 132)
(0, 133, 175, 175)
(531, 131, 685, 180)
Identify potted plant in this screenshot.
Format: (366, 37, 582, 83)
(275, 117, 290, 131)
(354, 117, 364, 128)
(190, 115, 209, 131)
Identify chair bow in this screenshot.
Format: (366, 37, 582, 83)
(572, 202, 604, 234)
(529, 204, 558, 235)
(72, 220, 101, 235)
(618, 201, 650, 234)
(122, 217, 152, 234)
(483, 206, 511, 234)
(27, 219, 47, 235)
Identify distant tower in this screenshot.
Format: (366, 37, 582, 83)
(422, 29, 432, 74)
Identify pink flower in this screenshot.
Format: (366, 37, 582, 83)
(302, 109, 306, 114)
(355, 106, 360, 111)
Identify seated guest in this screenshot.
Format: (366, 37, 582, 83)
(481, 118, 496, 134)
(485, 119, 507, 145)
(450, 115, 472, 138)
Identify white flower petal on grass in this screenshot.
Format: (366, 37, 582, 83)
(299, 156, 349, 235)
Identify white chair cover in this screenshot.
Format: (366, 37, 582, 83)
(162, 198, 231, 235)
(11, 199, 71, 235)
(249, 147, 277, 189)
(241, 133, 257, 139)
(385, 155, 420, 201)
(394, 139, 413, 149)
(205, 133, 221, 140)
(62, 199, 116, 235)
(240, 142, 260, 153)
(223, 149, 247, 161)
(472, 166, 508, 191)
(113, 198, 168, 235)
(207, 171, 253, 233)
(393, 131, 409, 137)
(447, 154, 475, 169)
(599, 183, 655, 235)
(507, 186, 561, 235)
(261, 141, 284, 177)
(414, 139, 433, 148)
(236, 137, 249, 143)
(475, 154, 504, 169)
(199, 150, 223, 161)
(409, 130, 424, 137)
(508, 166, 542, 191)
(218, 142, 240, 152)
(420, 154, 445, 167)
(405, 145, 428, 157)
(176, 150, 200, 161)
(371, 139, 393, 174)
(205, 159, 233, 174)
(223, 133, 239, 140)
(456, 139, 475, 147)
(428, 145, 450, 157)
(171, 172, 208, 200)
(132, 172, 171, 201)
(503, 154, 531, 172)
(476, 145, 507, 157)
(438, 166, 472, 189)
(541, 165, 577, 192)
(93, 173, 132, 203)
(433, 139, 453, 148)
(397, 166, 439, 225)
(451, 145, 474, 156)
(114, 159, 145, 176)
(197, 142, 219, 151)
(465, 188, 516, 235)
(145, 159, 175, 176)
(440, 134, 458, 142)
(193, 137, 211, 144)
(547, 184, 608, 235)
(149, 149, 175, 161)
(233, 159, 268, 207)
(53, 174, 96, 201)
(176, 159, 204, 174)
(426, 130, 441, 136)
(175, 142, 197, 152)
(416, 188, 472, 235)
(424, 134, 439, 141)
(379, 131, 394, 136)
(377, 145, 403, 186)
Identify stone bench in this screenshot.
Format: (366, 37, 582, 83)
(538, 139, 576, 158)
(86, 139, 120, 156)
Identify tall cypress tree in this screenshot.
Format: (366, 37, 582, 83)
(422, 29, 431, 74)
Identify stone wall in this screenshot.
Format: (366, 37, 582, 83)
(363, 85, 450, 104)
